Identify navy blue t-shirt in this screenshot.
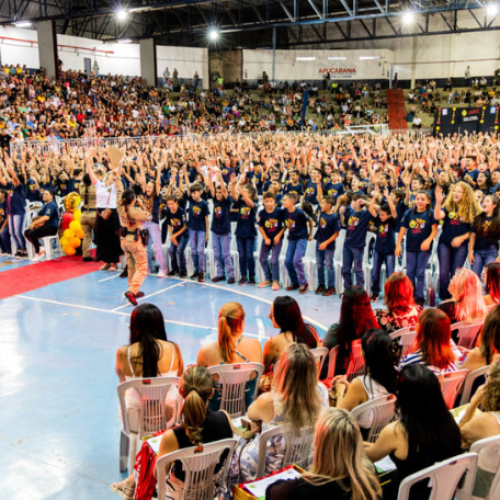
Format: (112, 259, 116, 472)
(0, 200, 7, 224)
(235, 199, 256, 238)
(473, 215, 498, 252)
(284, 207, 309, 241)
(165, 207, 187, 235)
(372, 216, 397, 254)
(275, 193, 284, 208)
(402, 209, 437, 252)
(315, 212, 340, 251)
(284, 182, 304, 198)
(220, 167, 235, 185)
(143, 195, 161, 224)
(187, 196, 209, 232)
(26, 179, 41, 202)
(304, 181, 319, 205)
(258, 207, 285, 240)
(463, 168, 479, 186)
(262, 180, 273, 192)
(39, 200, 59, 227)
(55, 178, 70, 197)
(344, 208, 371, 249)
(7, 182, 25, 215)
(323, 182, 344, 200)
(68, 178, 80, 194)
(439, 209, 472, 247)
(212, 197, 231, 236)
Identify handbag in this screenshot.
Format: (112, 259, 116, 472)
(99, 188, 113, 220)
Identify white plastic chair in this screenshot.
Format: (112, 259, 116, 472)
(156, 438, 238, 500)
(41, 234, 62, 260)
(451, 319, 485, 350)
(117, 376, 181, 473)
(389, 327, 417, 360)
(255, 424, 315, 479)
(303, 237, 318, 291)
(327, 339, 365, 382)
(397, 452, 478, 500)
(333, 229, 345, 293)
(362, 231, 377, 293)
(310, 347, 329, 378)
(207, 363, 264, 418)
(440, 370, 468, 409)
(470, 435, 500, 500)
(460, 365, 490, 405)
(351, 394, 397, 443)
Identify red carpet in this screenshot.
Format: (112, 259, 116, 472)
(0, 254, 101, 300)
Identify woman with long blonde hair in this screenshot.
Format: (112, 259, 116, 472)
(438, 268, 487, 326)
(435, 182, 482, 300)
(266, 408, 381, 500)
(196, 302, 262, 411)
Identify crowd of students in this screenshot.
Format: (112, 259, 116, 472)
(109, 266, 500, 499)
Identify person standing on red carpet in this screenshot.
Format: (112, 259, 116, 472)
(115, 164, 151, 306)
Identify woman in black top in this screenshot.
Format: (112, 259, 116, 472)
(266, 408, 381, 500)
(110, 365, 233, 499)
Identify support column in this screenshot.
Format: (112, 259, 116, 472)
(410, 36, 418, 89)
(139, 38, 157, 87)
(272, 27, 277, 82)
(37, 20, 58, 80)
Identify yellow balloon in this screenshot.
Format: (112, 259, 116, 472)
(69, 221, 81, 232)
(70, 237, 81, 248)
(64, 246, 76, 256)
(73, 210, 81, 221)
(72, 194, 81, 210)
(63, 228, 74, 240)
(75, 229, 85, 239)
(60, 237, 68, 248)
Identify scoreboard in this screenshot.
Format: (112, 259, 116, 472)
(433, 106, 500, 136)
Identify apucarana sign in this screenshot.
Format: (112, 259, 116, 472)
(318, 67, 357, 78)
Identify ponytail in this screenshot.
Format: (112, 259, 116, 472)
(219, 316, 235, 364)
(218, 302, 245, 364)
(179, 366, 214, 447)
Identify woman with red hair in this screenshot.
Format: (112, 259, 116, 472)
(484, 262, 500, 306)
(399, 308, 461, 375)
(374, 272, 422, 333)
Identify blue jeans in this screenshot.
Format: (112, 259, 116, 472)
(342, 246, 364, 288)
(8, 214, 25, 251)
(372, 251, 395, 296)
(189, 229, 206, 273)
(472, 248, 498, 277)
(237, 237, 255, 279)
(0, 225, 11, 254)
(285, 238, 308, 286)
(144, 221, 166, 273)
(213, 233, 234, 278)
(259, 240, 283, 282)
(168, 234, 189, 273)
(438, 242, 468, 300)
(406, 250, 432, 301)
(316, 243, 335, 287)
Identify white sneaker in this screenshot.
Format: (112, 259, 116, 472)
(31, 251, 45, 262)
(157, 270, 167, 278)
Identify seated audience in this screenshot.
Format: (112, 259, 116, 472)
(196, 302, 262, 411)
(266, 408, 381, 500)
(364, 364, 462, 500)
(484, 262, 500, 306)
(374, 273, 422, 333)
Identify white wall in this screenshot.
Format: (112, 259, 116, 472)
(0, 26, 208, 83)
(243, 48, 393, 81)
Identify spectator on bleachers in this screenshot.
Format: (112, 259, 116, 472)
(437, 268, 487, 324)
(364, 364, 462, 500)
(266, 408, 381, 500)
(324, 286, 379, 376)
(484, 262, 500, 306)
(374, 273, 422, 333)
(260, 296, 319, 391)
(224, 343, 329, 496)
(399, 308, 461, 376)
(196, 302, 262, 411)
(462, 305, 500, 372)
(115, 304, 184, 431)
(332, 329, 398, 438)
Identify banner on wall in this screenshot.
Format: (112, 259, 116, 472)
(433, 106, 500, 136)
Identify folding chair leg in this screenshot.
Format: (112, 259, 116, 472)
(119, 430, 129, 472)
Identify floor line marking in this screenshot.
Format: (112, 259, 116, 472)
(14, 294, 263, 339)
(98, 273, 121, 283)
(166, 278, 328, 331)
(111, 282, 185, 311)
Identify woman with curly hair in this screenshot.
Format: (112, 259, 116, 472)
(434, 182, 482, 300)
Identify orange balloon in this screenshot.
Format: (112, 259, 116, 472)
(70, 237, 81, 248)
(75, 229, 85, 239)
(64, 246, 76, 256)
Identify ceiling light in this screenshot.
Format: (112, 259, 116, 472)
(296, 57, 316, 61)
(487, 3, 499, 15)
(402, 11, 415, 24)
(117, 9, 128, 21)
(117, 38, 132, 43)
(14, 21, 31, 27)
(359, 56, 380, 60)
(328, 56, 347, 60)
(209, 30, 219, 40)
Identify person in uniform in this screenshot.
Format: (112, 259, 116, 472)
(79, 173, 97, 262)
(115, 164, 151, 306)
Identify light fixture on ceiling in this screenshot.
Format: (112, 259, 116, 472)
(296, 57, 316, 61)
(117, 9, 128, 21)
(402, 11, 415, 24)
(14, 21, 31, 27)
(328, 56, 347, 60)
(209, 29, 219, 40)
(117, 38, 132, 43)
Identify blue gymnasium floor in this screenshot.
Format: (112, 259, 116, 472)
(0, 255, 340, 499)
